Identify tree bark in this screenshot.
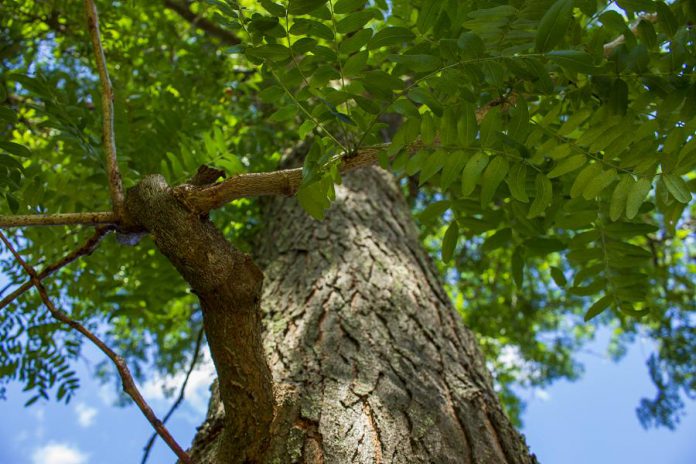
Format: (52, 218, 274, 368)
(125, 175, 274, 463)
(188, 167, 537, 463)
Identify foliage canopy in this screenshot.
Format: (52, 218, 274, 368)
(0, 0, 694, 433)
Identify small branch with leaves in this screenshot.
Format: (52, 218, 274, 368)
(0, 231, 192, 464)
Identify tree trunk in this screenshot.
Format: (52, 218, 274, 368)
(187, 166, 537, 463)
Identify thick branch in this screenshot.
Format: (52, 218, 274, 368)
(126, 175, 273, 463)
(163, 0, 241, 45)
(180, 145, 387, 213)
(84, 0, 125, 219)
(0, 212, 117, 228)
(0, 226, 111, 310)
(0, 231, 191, 464)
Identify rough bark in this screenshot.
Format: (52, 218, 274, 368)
(125, 175, 273, 463)
(188, 167, 537, 463)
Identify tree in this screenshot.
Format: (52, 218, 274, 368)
(1, 0, 695, 462)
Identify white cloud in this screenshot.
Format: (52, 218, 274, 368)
(534, 389, 551, 401)
(32, 442, 88, 464)
(140, 347, 216, 415)
(74, 402, 98, 428)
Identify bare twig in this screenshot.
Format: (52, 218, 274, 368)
(0, 226, 112, 310)
(141, 327, 205, 464)
(0, 212, 118, 228)
(0, 231, 191, 464)
(84, 0, 125, 219)
(164, 0, 241, 45)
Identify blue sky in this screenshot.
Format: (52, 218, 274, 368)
(1, 271, 695, 463)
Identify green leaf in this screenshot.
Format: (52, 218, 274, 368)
(547, 50, 597, 74)
(570, 163, 602, 198)
(457, 103, 477, 147)
(507, 101, 529, 143)
(419, 149, 447, 185)
(457, 32, 484, 58)
(342, 50, 369, 76)
(480, 156, 509, 206)
(584, 296, 612, 322)
(0, 142, 32, 158)
(421, 112, 436, 146)
(528, 173, 553, 218)
(550, 266, 567, 287)
(288, 0, 328, 15)
(482, 228, 512, 252)
(297, 179, 332, 220)
(6, 193, 19, 213)
(479, 107, 501, 148)
(661, 174, 692, 204)
(655, 1, 678, 37)
(387, 54, 442, 73)
(616, 0, 657, 13)
(336, 9, 378, 34)
(408, 87, 442, 116)
(0, 154, 24, 171)
(0, 106, 17, 124)
(440, 108, 458, 146)
(368, 27, 415, 49)
(339, 28, 373, 53)
(507, 163, 529, 203)
(608, 79, 629, 115)
(298, 119, 316, 139)
(625, 178, 652, 219)
(333, 0, 365, 14)
(548, 154, 586, 178)
(245, 44, 291, 61)
(535, 0, 573, 52)
(260, 0, 286, 16)
(609, 175, 634, 221)
(442, 221, 459, 262)
(440, 151, 468, 190)
(419, 200, 449, 223)
(582, 169, 617, 200)
(417, 0, 444, 34)
(461, 152, 489, 197)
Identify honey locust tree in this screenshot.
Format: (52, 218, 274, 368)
(1, 0, 695, 462)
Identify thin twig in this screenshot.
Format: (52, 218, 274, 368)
(0, 212, 118, 228)
(0, 231, 191, 464)
(0, 226, 112, 310)
(84, 0, 125, 219)
(141, 327, 205, 464)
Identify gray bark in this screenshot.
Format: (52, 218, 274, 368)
(188, 167, 537, 463)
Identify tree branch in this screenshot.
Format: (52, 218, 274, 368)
(179, 95, 512, 214)
(179, 145, 387, 213)
(0, 97, 510, 227)
(0, 212, 118, 228)
(0, 231, 191, 464)
(84, 0, 125, 219)
(163, 0, 241, 45)
(0, 226, 112, 310)
(141, 327, 205, 464)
